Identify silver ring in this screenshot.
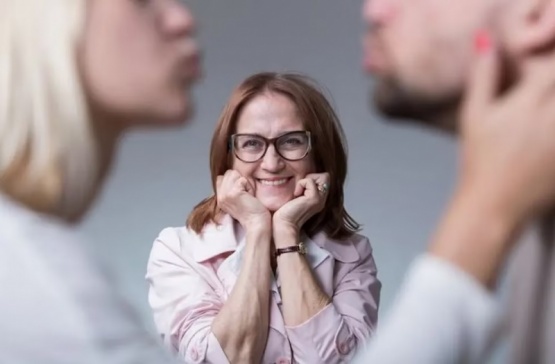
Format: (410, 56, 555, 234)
(318, 183, 329, 194)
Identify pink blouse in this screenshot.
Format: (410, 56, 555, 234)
(146, 215, 381, 363)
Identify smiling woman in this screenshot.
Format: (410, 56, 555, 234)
(146, 72, 382, 364)
(190, 72, 360, 238)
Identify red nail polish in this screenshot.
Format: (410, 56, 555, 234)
(474, 30, 491, 54)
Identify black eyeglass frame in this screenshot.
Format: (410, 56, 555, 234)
(229, 130, 312, 163)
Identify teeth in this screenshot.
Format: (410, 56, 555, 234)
(259, 178, 288, 186)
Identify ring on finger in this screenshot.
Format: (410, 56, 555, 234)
(318, 182, 329, 194)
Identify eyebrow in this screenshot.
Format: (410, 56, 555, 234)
(234, 130, 306, 138)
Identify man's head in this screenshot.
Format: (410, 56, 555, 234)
(362, 0, 555, 131)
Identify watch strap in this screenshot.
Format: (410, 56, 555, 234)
(275, 242, 307, 257)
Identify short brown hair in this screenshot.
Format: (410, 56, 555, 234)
(187, 72, 360, 240)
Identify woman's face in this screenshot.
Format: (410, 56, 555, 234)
(80, 0, 200, 126)
(232, 93, 316, 212)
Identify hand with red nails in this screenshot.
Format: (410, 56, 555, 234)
(460, 31, 555, 227)
(430, 30, 555, 286)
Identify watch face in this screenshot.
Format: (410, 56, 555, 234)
(299, 242, 307, 255)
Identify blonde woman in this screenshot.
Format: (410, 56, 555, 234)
(0, 0, 200, 362)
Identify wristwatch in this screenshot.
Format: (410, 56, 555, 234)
(275, 241, 307, 257)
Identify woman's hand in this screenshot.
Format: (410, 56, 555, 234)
(216, 170, 271, 230)
(272, 173, 330, 245)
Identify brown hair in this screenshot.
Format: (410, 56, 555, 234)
(187, 72, 360, 240)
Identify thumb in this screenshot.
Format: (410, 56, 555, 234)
(462, 31, 500, 125)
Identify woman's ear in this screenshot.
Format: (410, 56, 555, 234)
(511, 0, 555, 54)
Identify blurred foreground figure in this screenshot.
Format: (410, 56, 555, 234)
(355, 0, 555, 362)
(0, 0, 200, 363)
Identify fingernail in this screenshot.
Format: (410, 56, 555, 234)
(474, 30, 492, 54)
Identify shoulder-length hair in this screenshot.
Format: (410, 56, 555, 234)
(0, 0, 99, 221)
(187, 72, 360, 240)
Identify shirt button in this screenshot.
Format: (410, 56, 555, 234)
(217, 225, 223, 231)
(277, 357, 291, 364)
(190, 347, 199, 361)
(338, 341, 349, 355)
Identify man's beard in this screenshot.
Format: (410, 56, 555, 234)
(372, 76, 462, 133)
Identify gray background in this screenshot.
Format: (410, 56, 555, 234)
(80, 0, 504, 361)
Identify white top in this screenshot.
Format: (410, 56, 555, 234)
(0, 194, 176, 364)
(0, 189, 502, 364)
(352, 255, 502, 364)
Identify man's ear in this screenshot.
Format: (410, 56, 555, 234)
(510, 0, 555, 55)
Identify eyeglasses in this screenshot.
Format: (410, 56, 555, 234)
(230, 131, 312, 163)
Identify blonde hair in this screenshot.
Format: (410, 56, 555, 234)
(0, 0, 100, 220)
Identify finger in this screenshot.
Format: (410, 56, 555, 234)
(216, 175, 224, 191)
(301, 178, 320, 199)
(217, 171, 238, 202)
(220, 170, 239, 192)
(225, 169, 241, 183)
(236, 177, 250, 193)
(215, 175, 226, 208)
(236, 176, 257, 196)
(306, 172, 330, 186)
(306, 178, 328, 208)
(462, 31, 500, 124)
(307, 173, 330, 195)
(294, 179, 308, 197)
(319, 174, 331, 194)
(244, 177, 257, 195)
